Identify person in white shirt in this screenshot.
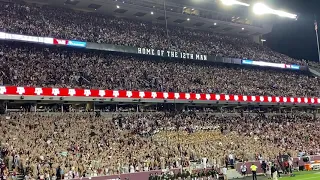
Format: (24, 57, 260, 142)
(135, 165, 140, 172)
(74, 171, 79, 179)
(64, 172, 69, 180)
(240, 163, 247, 177)
(222, 166, 228, 180)
(288, 156, 293, 175)
(105, 168, 109, 175)
(202, 157, 207, 169)
(228, 153, 234, 166)
(25, 174, 30, 180)
(258, 154, 263, 164)
(129, 165, 135, 173)
(267, 162, 272, 179)
(68, 170, 73, 179)
(272, 166, 278, 180)
(143, 164, 149, 171)
(45, 173, 50, 180)
(93, 170, 98, 177)
(51, 174, 56, 180)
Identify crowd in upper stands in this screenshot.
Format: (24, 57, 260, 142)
(0, 1, 318, 98)
(0, 0, 310, 66)
(0, 42, 318, 97)
(0, 111, 318, 179)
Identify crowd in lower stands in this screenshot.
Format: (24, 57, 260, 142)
(0, 1, 311, 66)
(0, 111, 318, 179)
(0, 43, 319, 97)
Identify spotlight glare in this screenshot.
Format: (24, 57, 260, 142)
(252, 3, 270, 15)
(253, 3, 297, 19)
(221, 0, 250, 7)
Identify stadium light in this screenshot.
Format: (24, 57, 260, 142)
(221, 0, 250, 7)
(253, 3, 297, 19)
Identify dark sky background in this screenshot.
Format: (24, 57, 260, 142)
(263, 0, 320, 62)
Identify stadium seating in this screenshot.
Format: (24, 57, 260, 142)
(0, 42, 318, 97)
(0, 1, 309, 65)
(0, 112, 319, 179)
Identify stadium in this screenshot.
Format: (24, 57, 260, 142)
(1, 0, 320, 179)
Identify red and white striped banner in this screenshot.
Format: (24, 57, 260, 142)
(0, 86, 318, 104)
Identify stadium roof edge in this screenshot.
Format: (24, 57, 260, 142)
(23, 0, 272, 37)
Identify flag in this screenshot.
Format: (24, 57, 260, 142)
(315, 20, 318, 31)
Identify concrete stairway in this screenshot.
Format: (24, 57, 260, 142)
(309, 67, 320, 77)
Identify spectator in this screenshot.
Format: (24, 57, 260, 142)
(222, 166, 228, 180)
(240, 162, 247, 177)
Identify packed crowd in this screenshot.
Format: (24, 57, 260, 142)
(0, 1, 310, 65)
(0, 42, 319, 97)
(0, 112, 318, 179)
(1, 1, 320, 180)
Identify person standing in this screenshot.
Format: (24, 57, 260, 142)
(240, 162, 247, 177)
(261, 161, 267, 176)
(250, 163, 258, 180)
(228, 153, 234, 168)
(276, 164, 281, 178)
(271, 163, 278, 180)
(222, 166, 228, 180)
(288, 156, 293, 175)
(56, 166, 61, 180)
(266, 162, 272, 179)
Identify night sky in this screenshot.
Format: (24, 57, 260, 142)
(263, 0, 320, 62)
